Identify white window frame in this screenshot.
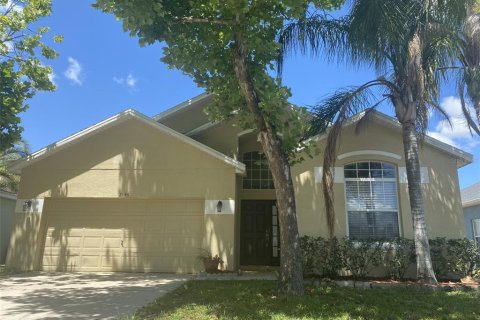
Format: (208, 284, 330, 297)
(473, 219, 480, 246)
(344, 161, 402, 239)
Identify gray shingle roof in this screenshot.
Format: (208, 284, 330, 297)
(461, 182, 480, 205)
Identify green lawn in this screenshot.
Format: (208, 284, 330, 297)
(127, 280, 480, 320)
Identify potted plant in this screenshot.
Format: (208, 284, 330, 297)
(198, 249, 223, 273)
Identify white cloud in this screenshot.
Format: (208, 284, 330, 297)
(427, 96, 480, 150)
(48, 72, 56, 86)
(125, 73, 137, 88)
(64, 57, 83, 85)
(113, 72, 138, 91)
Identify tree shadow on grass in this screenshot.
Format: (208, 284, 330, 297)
(133, 280, 480, 320)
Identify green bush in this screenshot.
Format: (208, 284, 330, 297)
(446, 238, 480, 278)
(300, 236, 318, 275)
(340, 238, 384, 279)
(429, 237, 449, 278)
(382, 238, 415, 280)
(300, 236, 479, 281)
(300, 236, 342, 278)
(428, 237, 480, 279)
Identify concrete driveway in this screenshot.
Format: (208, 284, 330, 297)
(0, 272, 191, 320)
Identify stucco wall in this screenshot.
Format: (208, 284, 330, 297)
(463, 205, 480, 240)
(7, 118, 237, 271)
(1, 195, 16, 264)
(191, 120, 242, 161)
(223, 118, 465, 241)
(291, 120, 465, 239)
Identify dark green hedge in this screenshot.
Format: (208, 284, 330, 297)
(300, 236, 480, 280)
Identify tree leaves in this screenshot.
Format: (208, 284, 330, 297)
(0, 0, 61, 151)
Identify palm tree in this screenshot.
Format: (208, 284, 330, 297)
(456, 2, 480, 133)
(0, 140, 29, 192)
(281, 0, 474, 283)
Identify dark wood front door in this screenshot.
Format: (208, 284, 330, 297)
(240, 200, 280, 266)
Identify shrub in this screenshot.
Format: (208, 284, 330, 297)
(300, 236, 318, 275)
(341, 238, 384, 279)
(300, 236, 342, 278)
(301, 235, 479, 281)
(429, 237, 449, 278)
(382, 238, 415, 280)
(446, 238, 480, 278)
(427, 237, 480, 279)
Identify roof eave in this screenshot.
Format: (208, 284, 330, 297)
(308, 110, 473, 168)
(153, 92, 212, 121)
(9, 109, 246, 175)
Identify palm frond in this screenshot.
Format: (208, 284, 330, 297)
(311, 79, 394, 237)
(459, 84, 480, 135)
(277, 14, 348, 77)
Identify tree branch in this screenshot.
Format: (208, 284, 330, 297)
(177, 16, 235, 25)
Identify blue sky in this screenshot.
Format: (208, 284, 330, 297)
(20, 0, 479, 188)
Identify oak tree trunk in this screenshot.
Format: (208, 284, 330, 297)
(401, 120, 437, 284)
(233, 32, 304, 295)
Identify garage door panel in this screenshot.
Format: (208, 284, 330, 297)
(83, 237, 103, 248)
(45, 235, 83, 248)
(79, 254, 101, 267)
(42, 255, 79, 271)
(42, 199, 204, 272)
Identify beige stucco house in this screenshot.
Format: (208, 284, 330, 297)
(6, 93, 473, 272)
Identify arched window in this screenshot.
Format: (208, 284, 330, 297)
(242, 151, 274, 189)
(344, 161, 400, 239)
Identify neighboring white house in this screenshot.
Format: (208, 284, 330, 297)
(0, 190, 17, 264)
(461, 183, 480, 245)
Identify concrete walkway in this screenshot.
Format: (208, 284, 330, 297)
(0, 272, 191, 320)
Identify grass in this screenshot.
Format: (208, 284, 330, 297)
(126, 280, 480, 320)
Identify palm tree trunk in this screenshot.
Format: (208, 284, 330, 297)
(233, 32, 304, 295)
(401, 120, 437, 284)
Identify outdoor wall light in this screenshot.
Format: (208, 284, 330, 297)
(216, 200, 223, 213)
(23, 200, 32, 212)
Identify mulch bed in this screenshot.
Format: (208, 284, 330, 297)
(306, 276, 480, 291)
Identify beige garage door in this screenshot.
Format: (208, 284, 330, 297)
(41, 199, 204, 272)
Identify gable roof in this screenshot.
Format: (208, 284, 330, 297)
(153, 92, 212, 121)
(9, 109, 246, 175)
(311, 110, 473, 168)
(152, 95, 473, 169)
(153, 93, 216, 135)
(461, 183, 480, 208)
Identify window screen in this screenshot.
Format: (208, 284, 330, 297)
(345, 161, 400, 240)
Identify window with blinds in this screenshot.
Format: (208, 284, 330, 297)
(344, 161, 400, 240)
(473, 219, 480, 246)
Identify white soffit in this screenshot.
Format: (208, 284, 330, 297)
(0, 190, 17, 200)
(153, 92, 212, 121)
(9, 109, 245, 175)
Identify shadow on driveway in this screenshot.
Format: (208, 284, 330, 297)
(0, 272, 191, 319)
